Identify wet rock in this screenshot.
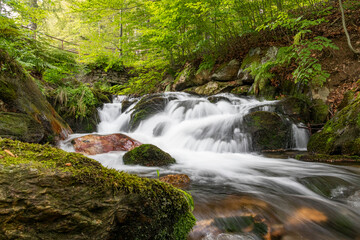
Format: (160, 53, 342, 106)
(244, 111, 289, 151)
(72, 133, 142, 155)
(0, 138, 195, 240)
(307, 97, 360, 155)
(211, 59, 240, 82)
(0, 112, 45, 143)
(0, 49, 72, 141)
(129, 94, 172, 131)
(123, 144, 176, 166)
(160, 174, 191, 189)
(207, 96, 232, 104)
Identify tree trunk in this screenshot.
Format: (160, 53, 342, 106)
(339, 0, 359, 54)
(29, 0, 38, 31)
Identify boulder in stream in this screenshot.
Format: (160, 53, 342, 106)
(123, 144, 176, 166)
(0, 138, 195, 239)
(72, 133, 142, 155)
(244, 111, 289, 151)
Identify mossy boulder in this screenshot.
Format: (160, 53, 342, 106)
(244, 111, 289, 151)
(0, 49, 72, 141)
(307, 97, 360, 155)
(277, 96, 311, 122)
(0, 112, 45, 143)
(296, 154, 360, 163)
(211, 59, 240, 82)
(0, 138, 195, 239)
(123, 144, 176, 166)
(129, 94, 171, 131)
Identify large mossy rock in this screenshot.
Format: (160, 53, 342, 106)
(123, 144, 176, 166)
(307, 97, 360, 155)
(0, 138, 195, 239)
(129, 94, 171, 131)
(0, 50, 72, 141)
(244, 111, 289, 151)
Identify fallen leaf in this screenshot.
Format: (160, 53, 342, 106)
(0, 155, 3, 159)
(4, 149, 15, 157)
(65, 163, 72, 167)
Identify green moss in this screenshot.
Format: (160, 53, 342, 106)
(241, 52, 261, 69)
(123, 144, 176, 166)
(0, 79, 17, 103)
(310, 99, 329, 124)
(0, 138, 195, 239)
(296, 153, 360, 163)
(173, 211, 196, 240)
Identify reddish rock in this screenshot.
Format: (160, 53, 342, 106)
(159, 174, 191, 189)
(72, 134, 142, 155)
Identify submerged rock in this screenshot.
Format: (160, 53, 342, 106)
(72, 133, 142, 155)
(0, 138, 195, 240)
(160, 174, 191, 189)
(307, 97, 360, 155)
(244, 111, 289, 151)
(123, 144, 176, 166)
(0, 49, 72, 141)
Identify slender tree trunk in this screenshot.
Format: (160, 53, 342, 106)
(29, 0, 38, 31)
(339, 0, 359, 54)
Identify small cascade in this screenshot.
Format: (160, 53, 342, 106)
(291, 123, 310, 150)
(95, 93, 304, 153)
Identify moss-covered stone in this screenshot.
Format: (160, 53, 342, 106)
(0, 112, 45, 143)
(310, 99, 329, 124)
(129, 94, 170, 131)
(0, 49, 72, 141)
(244, 111, 289, 151)
(231, 86, 251, 95)
(338, 90, 355, 111)
(123, 144, 176, 166)
(308, 97, 360, 155)
(0, 138, 195, 239)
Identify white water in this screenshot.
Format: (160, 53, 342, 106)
(61, 92, 360, 240)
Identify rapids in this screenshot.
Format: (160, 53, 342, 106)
(61, 92, 360, 240)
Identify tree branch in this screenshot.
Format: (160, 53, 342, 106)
(339, 0, 360, 54)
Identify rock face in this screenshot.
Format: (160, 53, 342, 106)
(0, 138, 195, 240)
(307, 97, 360, 155)
(160, 174, 191, 189)
(277, 97, 311, 123)
(244, 111, 289, 151)
(123, 144, 176, 166)
(0, 49, 72, 142)
(72, 134, 142, 155)
(211, 60, 240, 82)
(0, 112, 45, 143)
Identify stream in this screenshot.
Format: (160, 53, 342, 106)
(61, 92, 360, 240)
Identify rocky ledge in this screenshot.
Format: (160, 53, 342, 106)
(0, 138, 195, 239)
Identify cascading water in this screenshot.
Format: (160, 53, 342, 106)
(61, 92, 360, 240)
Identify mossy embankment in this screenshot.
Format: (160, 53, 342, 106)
(0, 138, 195, 239)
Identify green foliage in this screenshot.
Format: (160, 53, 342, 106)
(197, 55, 216, 74)
(86, 54, 125, 72)
(43, 67, 72, 85)
(251, 16, 339, 89)
(54, 83, 97, 119)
